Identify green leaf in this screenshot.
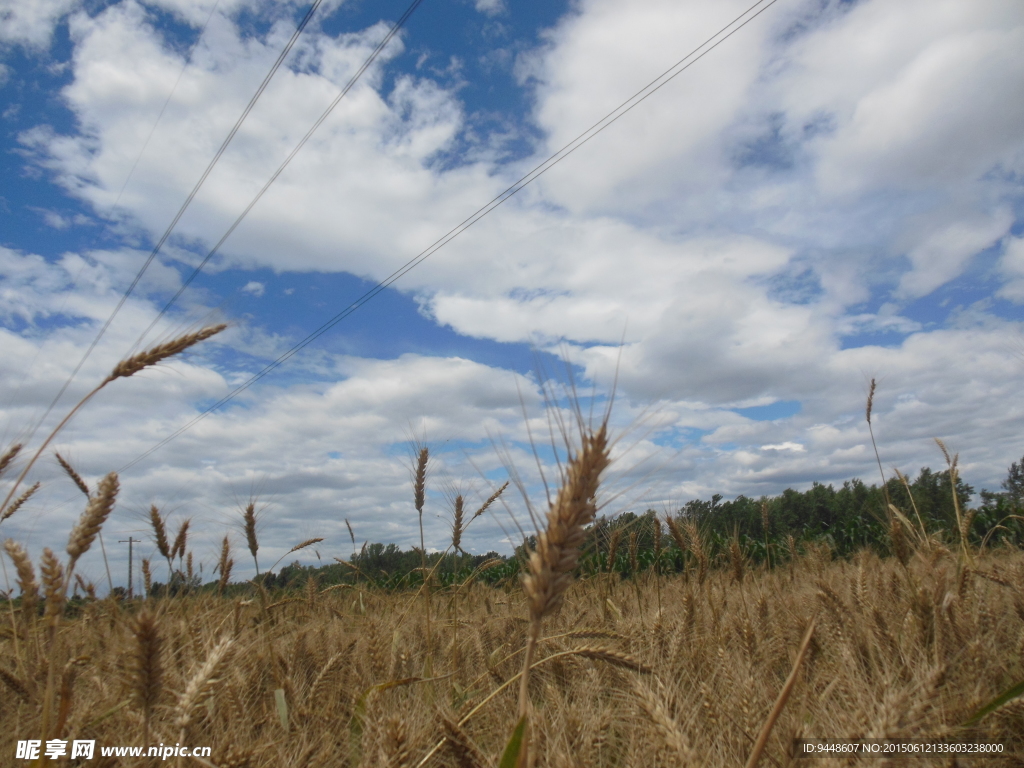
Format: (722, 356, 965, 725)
(499, 716, 527, 768)
(274, 688, 288, 730)
(963, 678, 1024, 726)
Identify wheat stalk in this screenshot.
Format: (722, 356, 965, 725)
(682, 519, 709, 585)
(40, 548, 65, 627)
(0, 443, 21, 478)
(607, 527, 622, 575)
(150, 505, 171, 558)
(216, 536, 234, 596)
(3, 539, 38, 618)
(452, 495, 465, 555)
(472, 481, 508, 520)
(729, 529, 745, 583)
(0, 482, 39, 523)
(413, 447, 431, 662)
(106, 324, 227, 382)
(243, 503, 259, 574)
(441, 715, 488, 768)
(0, 665, 31, 702)
(55, 452, 90, 497)
(172, 518, 190, 561)
(633, 679, 692, 760)
(518, 416, 610, 755)
(132, 608, 163, 745)
(382, 717, 412, 768)
(66, 472, 118, 571)
(74, 573, 96, 600)
(0, 324, 226, 521)
(175, 635, 234, 733)
(37, 547, 67, 749)
(345, 518, 356, 556)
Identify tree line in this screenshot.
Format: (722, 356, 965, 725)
(236, 454, 1023, 593)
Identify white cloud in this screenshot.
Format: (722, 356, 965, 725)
(998, 236, 1024, 303)
(3, 0, 1024, 585)
(474, 0, 505, 17)
(0, 0, 78, 49)
(761, 442, 805, 452)
(241, 280, 264, 296)
(897, 208, 1014, 299)
(776, 0, 1024, 193)
(521, 0, 775, 218)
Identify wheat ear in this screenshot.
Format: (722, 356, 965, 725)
(345, 518, 356, 553)
(150, 505, 170, 558)
(3, 539, 38, 617)
(106, 323, 227, 382)
(216, 536, 233, 596)
(132, 608, 163, 745)
(141, 559, 153, 597)
(452, 495, 465, 554)
(243, 503, 259, 574)
(519, 419, 610, 730)
(175, 635, 234, 733)
(383, 717, 413, 768)
(472, 480, 509, 520)
(289, 537, 323, 553)
(0, 443, 21, 478)
(441, 715, 488, 768)
(413, 447, 431, 660)
(171, 518, 190, 561)
(66, 472, 118, 570)
(38, 547, 67, 748)
(0, 666, 31, 702)
(0, 325, 226, 520)
(682, 519, 709, 585)
(55, 452, 90, 497)
(665, 514, 686, 551)
(40, 548, 65, 627)
(0, 482, 40, 523)
(633, 679, 693, 761)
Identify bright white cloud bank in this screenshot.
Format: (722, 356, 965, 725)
(2, 0, 1023, 585)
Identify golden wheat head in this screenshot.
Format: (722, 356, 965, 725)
(523, 421, 610, 623)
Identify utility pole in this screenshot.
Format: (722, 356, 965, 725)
(119, 537, 141, 598)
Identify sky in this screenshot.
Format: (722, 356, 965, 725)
(1, 0, 1023, 589)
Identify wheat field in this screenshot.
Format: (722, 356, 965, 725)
(2, 538, 1024, 766)
(2, 329, 1024, 767)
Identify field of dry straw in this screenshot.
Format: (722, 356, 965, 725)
(2, 326, 1024, 767)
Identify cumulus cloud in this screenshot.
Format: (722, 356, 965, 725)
(3, 0, 1024, 584)
(241, 280, 264, 296)
(0, 0, 78, 49)
(999, 237, 1024, 303)
(898, 209, 1014, 299)
(761, 442, 805, 452)
(474, 0, 505, 17)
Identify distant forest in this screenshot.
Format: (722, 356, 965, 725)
(206, 456, 1024, 595)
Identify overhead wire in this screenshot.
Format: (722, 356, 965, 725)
(111, 0, 224, 209)
(116, 0, 783, 474)
(0, 0, 222, 442)
(25, 0, 327, 447)
(131, 0, 427, 353)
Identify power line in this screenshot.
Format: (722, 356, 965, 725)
(131, 0, 427, 353)
(27, 0, 327, 446)
(117, 0, 781, 474)
(0, 1, 222, 438)
(112, 1, 224, 209)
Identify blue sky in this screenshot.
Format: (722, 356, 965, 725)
(1, 0, 1023, 586)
